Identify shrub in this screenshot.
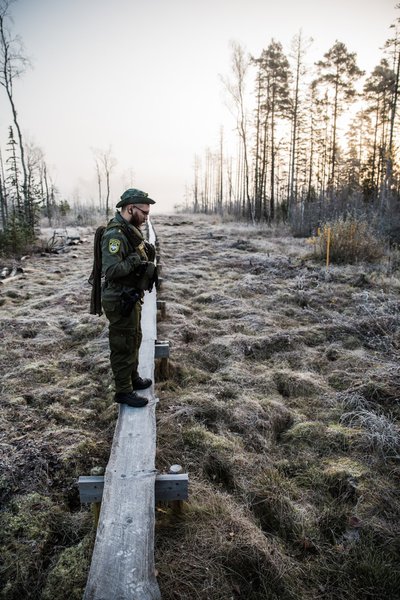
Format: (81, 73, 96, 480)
(309, 217, 384, 264)
(0, 218, 35, 256)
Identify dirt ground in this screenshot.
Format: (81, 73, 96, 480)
(0, 213, 399, 599)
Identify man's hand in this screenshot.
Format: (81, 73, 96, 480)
(135, 261, 155, 278)
(144, 241, 156, 262)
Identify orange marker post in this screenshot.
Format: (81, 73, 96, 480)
(326, 226, 331, 270)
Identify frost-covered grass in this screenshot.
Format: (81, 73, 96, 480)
(0, 228, 114, 599)
(0, 215, 399, 599)
(154, 214, 400, 600)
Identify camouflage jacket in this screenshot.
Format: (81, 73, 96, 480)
(101, 212, 149, 301)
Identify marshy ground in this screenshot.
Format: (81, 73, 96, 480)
(0, 214, 399, 599)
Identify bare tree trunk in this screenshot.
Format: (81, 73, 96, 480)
(254, 73, 262, 221)
(218, 127, 223, 215)
(386, 46, 400, 195)
(0, 8, 29, 226)
(95, 159, 102, 212)
(288, 32, 303, 217)
(270, 101, 276, 223)
(193, 154, 199, 213)
(221, 42, 252, 220)
(94, 147, 116, 217)
(43, 164, 51, 226)
(0, 147, 7, 228)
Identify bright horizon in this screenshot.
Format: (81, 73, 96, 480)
(0, 0, 398, 214)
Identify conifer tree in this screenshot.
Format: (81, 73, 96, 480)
(314, 41, 364, 190)
(254, 40, 292, 221)
(363, 59, 396, 202)
(0, 0, 30, 227)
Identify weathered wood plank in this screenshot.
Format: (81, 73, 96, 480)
(84, 219, 161, 600)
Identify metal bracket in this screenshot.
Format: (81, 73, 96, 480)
(155, 340, 170, 358)
(78, 473, 188, 504)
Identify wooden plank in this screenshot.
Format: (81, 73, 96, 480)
(84, 218, 161, 600)
(79, 473, 188, 504)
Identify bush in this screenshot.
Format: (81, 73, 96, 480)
(0, 218, 35, 256)
(309, 217, 384, 264)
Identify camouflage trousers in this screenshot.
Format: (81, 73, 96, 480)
(102, 299, 142, 394)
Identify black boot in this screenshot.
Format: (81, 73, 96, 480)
(114, 391, 148, 407)
(132, 376, 152, 390)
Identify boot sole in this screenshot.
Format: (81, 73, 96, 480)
(115, 399, 148, 408)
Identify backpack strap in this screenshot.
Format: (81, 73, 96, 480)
(88, 225, 106, 316)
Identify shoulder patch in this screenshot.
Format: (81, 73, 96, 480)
(108, 238, 121, 254)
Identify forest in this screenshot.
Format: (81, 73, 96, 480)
(0, 2, 399, 251)
(191, 13, 400, 241)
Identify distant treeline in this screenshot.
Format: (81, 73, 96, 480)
(0, 0, 71, 253)
(191, 15, 400, 238)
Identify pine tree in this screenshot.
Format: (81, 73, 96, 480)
(363, 59, 396, 203)
(314, 41, 364, 190)
(255, 40, 292, 222)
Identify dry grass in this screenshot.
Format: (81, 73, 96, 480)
(154, 213, 400, 600)
(0, 229, 113, 598)
(309, 217, 384, 264)
(1, 214, 399, 599)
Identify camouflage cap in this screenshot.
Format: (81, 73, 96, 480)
(116, 188, 156, 208)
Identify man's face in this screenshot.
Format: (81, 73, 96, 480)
(126, 203, 150, 227)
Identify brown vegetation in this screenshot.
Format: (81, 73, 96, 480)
(154, 214, 400, 600)
(0, 214, 399, 599)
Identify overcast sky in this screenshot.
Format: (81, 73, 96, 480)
(0, 0, 398, 213)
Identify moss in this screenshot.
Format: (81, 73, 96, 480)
(325, 423, 360, 449)
(182, 425, 241, 453)
(41, 534, 94, 600)
(323, 456, 367, 479)
(245, 333, 294, 360)
(328, 369, 357, 391)
(70, 320, 105, 342)
(281, 420, 355, 455)
(321, 457, 366, 503)
(0, 474, 13, 503)
(249, 469, 301, 540)
(282, 420, 324, 442)
(1, 492, 56, 542)
(273, 370, 321, 398)
(0, 493, 62, 599)
(19, 361, 56, 384)
(341, 334, 362, 349)
(5, 289, 20, 299)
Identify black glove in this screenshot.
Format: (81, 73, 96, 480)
(144, 241, 156, 262)
(135, 261, 155, 278)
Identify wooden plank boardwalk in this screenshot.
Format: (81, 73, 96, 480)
(84, 220, 161, 600)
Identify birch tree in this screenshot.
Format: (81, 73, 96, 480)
(221, 41, 252, 219)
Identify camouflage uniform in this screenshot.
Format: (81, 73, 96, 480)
(101, 212, 152, 394)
